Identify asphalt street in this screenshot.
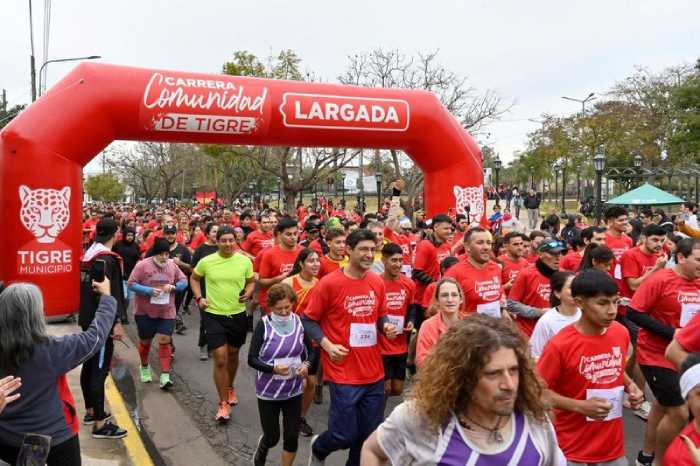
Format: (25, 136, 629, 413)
(123, 302, 650, 465)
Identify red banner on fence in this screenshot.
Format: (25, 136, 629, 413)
(195, 191, 216, 204)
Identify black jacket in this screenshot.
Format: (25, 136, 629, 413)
(523, 194, 541, 209)
(113, 240, 140, 279)
(79, 253, 127, 329)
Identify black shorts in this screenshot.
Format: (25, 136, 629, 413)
(383, 353, 408, 381)
(202, 311, 248, 350)
(307, 346, 321, 376)
(615, 313, 639, 346)
(134, 314, 176, 340)
(640, 364, 685, 407)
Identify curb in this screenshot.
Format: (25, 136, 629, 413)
(105, 375, 155, 466)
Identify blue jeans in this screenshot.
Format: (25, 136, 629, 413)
(312, 379, 384, 466)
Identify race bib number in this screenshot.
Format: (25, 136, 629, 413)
(273, 356, 302, 380)
(349, 323, 377, 348)
(613, 264, 622, 280)
(681, 303, 700, 327)
(476, 301, 501, 318)
(386, 315, 405, 333)
(585, 386, 624, 421)
(150, 290, 170, 305)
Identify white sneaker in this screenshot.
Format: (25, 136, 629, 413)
(307, 435, 325, 466)
(199, 346, 208, 361)
(634, 400, 651, 421)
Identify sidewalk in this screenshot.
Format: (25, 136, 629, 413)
(47, 320, 132, 466)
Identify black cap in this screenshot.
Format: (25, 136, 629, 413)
(538, 239, 567, 254)
(163, 225, 177, 234)
(152, 237, 171, 256)
(95, 218, 119, 242)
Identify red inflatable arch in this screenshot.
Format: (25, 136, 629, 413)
(0, 63, 484, 317)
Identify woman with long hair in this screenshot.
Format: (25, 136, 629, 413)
(415, 278, 464, 368)
(361, 314, 564, 465)
(0, 279, 116, 466)
(282, 248, 320, 438)
(578, 243, 615, 273)
(530, 271, 580, 360)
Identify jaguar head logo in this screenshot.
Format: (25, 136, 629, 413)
(19, 185, 71, 244)
(453, 185, 484, 224)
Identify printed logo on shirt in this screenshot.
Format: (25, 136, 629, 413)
(474, 277, 501, 301)
(536, 283, 551, 302)
(386, 289, 408, 311)
(678, 291, 700, 304)
(611, 248, 627, 260)
(280, 263, 294, 274)
(261, 239, 275, 249)
(579, 346, 624, 384)
(344, 291, 377, 317)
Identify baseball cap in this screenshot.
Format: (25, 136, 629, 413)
(399, 218, 412, 229)
(163, 225, 177, 234)
(95, 218, 119, 242)
(537, 239, 567, 254)
(152, 237, 171, 255)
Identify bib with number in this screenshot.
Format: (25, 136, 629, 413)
(476, 301, 501, 318)
(273, 356, 302, 380)
(349, 323, 377, 348)
(150, 291, 170, 305)
(681, 303, 700, 327)
(585, 386, 624, 421)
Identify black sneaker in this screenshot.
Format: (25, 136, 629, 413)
(82, 412, 111, 425)
(253, 435, 268, 466)
(299, 417, 313, 437)
(635, 451, 654, 466)
(92, 421, 128, 439)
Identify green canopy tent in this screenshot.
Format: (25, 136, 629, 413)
(606, 182, 685, 206)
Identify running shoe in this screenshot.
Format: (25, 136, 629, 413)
(159, 372, 173, 390)
(299, 417, 313, 437)
(82, 412, 111, 425)
(199, 346, 209, 361)
(253, 435, 268, 466)
(636, 451, 654, 466)
(227, 387, 238, 406)
(633, 400, 651, 421)
(139, 365, 152, 383)
(215, 401, 231, 423)
(308, 435, 325, 466)
(92, 421, 128, 439)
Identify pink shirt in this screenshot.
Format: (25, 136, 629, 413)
(128, 258, 186, 319)
(416, 312, 449, 368)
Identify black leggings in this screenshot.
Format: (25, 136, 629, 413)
(257, 395, 302, 453)
(0, 435, 81, 466)
(80, 337, 114, 420)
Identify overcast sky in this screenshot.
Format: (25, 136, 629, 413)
(3, 0, 698, 173)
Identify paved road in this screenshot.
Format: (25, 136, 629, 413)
(127, 302, 651, 465)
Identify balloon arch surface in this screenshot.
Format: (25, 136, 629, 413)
(0, 63, 484, 317)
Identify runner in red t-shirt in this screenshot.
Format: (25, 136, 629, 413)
(318, 228, 347, 278)
(302, 229, 398, 465)
(257, 218, 302, 313)
(379, 243, 416, 400)
(525, 230, 547, 264)
(496, 232, 528, 297)
(445, 228, 505, 318)
(604, 206, 634, 282)
(560, 226, 607, 273)
(508, 238, 564, 337)
(538, 269, 643, 464)
(663, 354, 700, 466)
(628, 237, 700, 464)
(669, 311, 700, 369)
(241, 213, 275, 257)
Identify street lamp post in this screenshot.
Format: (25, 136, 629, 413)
(375, 172, 383, 213)
(633, 153, 643, 188)
(340, 173, 346, 205)
(560, 162, 567, 216)
(248, 181, 256, 207)
(593, 149, 606, 225)
(553, 162, 560, 211)
(37, 55, 101, 99)
(494, 155, 502, 206)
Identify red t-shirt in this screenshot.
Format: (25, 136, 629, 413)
(664, 421, 700, 466)
(304, 269, 387, 384)
(380, 275, 415, 355)
(630, 268, 700, 370)
(559, 250, 583, 272)
(242, 230, 274, 257)
(498, 254, 529, 297)
(445, 259, 502, 316)
(384, 228, 412, 265)
(619, 246, 660, 298)
(676, 312, 700, 352)
(605, 232, 634, 281)
(421, 281, 437, 309)
(509, 265, 550, 337)
(308, 239, 325, 257)
(537, 322, 629, 463)
(189, 231, 206, 250)
(319, 255, 345, 278)
(526, 253, 538, 264)
(413, 239, 451, 302)
(257, 245, 302, 310)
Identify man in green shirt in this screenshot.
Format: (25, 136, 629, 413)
(191, 225, 254, 423)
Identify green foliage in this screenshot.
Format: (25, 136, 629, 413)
(84, 173, 125, 202)
(0, 104, 26, 130)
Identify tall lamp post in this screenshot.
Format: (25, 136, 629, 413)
(560, 161, 567, 216)
(633, 153, 643, 188)
(37, 55, 101, 99)
(593, 149, 606, 225)
(340, 173, 346, 205)
(493, 155, 502, 206)
(553, 162, 560, 211)
(375, 172, 383, 213)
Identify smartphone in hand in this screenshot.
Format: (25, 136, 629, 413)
(90, 259, 106, 282)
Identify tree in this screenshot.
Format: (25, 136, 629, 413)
(0, 104, 26, 130)
(339, 48, 510, 216)
(84, 173, 125, 202)
(670, 60, 700, 159)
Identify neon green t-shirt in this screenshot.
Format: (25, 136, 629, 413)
(194, 252, 253, 316)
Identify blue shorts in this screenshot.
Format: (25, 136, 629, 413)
(135, 314, 176, 340)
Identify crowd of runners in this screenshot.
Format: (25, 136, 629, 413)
(5, 180, 700, 466)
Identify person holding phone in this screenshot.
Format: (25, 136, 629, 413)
(78, 217, 128, 439)
(128, 238, 187, 390)
(0, 278, 116, 466)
